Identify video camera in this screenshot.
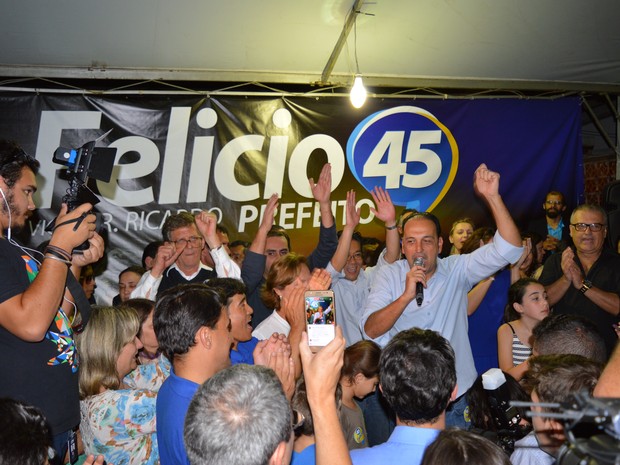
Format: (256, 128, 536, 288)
(47, 130, 117, 252)
(512, 391, 620, 465)
(483, 368, 523, 430)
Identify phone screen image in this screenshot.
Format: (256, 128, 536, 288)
(305, 291, 336, 349)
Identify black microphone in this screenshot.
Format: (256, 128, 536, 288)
(413, 257, 424, 307)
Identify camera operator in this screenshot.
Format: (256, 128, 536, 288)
(510, 354, 602, 465)
(0, 140, 104, 464)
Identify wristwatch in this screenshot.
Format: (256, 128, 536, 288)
(580, 280, 592, 294)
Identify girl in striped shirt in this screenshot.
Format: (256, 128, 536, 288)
(497, 278, 550, 381)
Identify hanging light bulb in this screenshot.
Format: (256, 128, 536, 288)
(350, 74, 367, 108)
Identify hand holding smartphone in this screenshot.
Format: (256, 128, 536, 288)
(304, 290, 336, 352)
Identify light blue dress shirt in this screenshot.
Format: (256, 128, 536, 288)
(350, 425, 440, 465)
(361, 231, 522, 396)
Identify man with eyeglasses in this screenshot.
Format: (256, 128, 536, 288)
(539, 204, 620, 358)
(527, 191, 571, 262)
(131, 210, 239, 300)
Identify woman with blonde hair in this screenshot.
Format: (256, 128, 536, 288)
(448, 218, 475, 255)
(78, 306, 158, 465)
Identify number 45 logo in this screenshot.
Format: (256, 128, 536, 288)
(346, 106, 458, 211)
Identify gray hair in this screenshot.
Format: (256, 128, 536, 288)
(570, 204, 607, 225)
(184, 364, 292, 465)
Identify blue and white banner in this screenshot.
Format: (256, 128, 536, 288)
(0, 93, 583, 302)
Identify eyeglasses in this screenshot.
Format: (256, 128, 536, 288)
(347, 252, 363, 262)
(545, 200, 563, 206)
(570, 223, 605, 232)
(172, 236, 204, 247)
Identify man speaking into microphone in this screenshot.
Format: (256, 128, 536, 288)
(360, 164, 523, 428)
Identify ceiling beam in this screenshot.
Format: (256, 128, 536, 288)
(319, 0, 365, 86)
(1, 64, 620, 95)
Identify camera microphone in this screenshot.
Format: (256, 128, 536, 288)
(413, 257, 424, 307)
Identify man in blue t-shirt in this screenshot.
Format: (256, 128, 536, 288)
(154, 285, 233, 465)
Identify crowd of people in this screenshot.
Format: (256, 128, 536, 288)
(1, 138, 619, 465)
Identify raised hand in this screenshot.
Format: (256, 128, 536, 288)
(151, 242, 184, 277)
(370, 186, 396, 225)
(309, 163, 332, 205)
(473, 163, 500, 199)
(344, 190, 361, 230)
(307, 268, 331, 291)
(195, 210, 222, 249)
(299, 326, 345, 404)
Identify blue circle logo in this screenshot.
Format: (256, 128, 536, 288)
(346, 106, 458, 211)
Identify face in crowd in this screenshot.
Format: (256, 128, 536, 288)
(401, 217, 443, 277)
(344, 239, 364, 281)
(169, 224, 204, 270)
(569, 208, 607, 255)
(543, 193, 565, 219)
(0, 166, 37, 232)
(449, 221, 474, 254)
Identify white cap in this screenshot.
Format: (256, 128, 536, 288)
(482, 368, 506, 390)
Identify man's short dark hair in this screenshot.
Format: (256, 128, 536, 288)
(204, 277, 247, 305)
(337, 229, 364, 248)
(379, 328, 456, 425)
(184, 364, 292, 465)
(153, 284, 225, 361)
(141, 240, 163, 268)
(0, 398, 51, 465)
(532, 314, 607, 363)
(401, 212, 442, 238)
(230, 240, 250, 249)
(523, 354, 602, 408)
(267, 227, 291, 251)
(0, 140, 40, 187)
(119, 265, 146, 279)
(546, 191, 565, 205)
(162, 212, 197, 241)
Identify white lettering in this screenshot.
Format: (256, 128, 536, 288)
(402, 130, 442, 188)
(278, 203, 296, 229)
(288, 134, 345, 197)
(98, 136, 160, 206)
(215, 135, 265, 201)
(159, 107, 191, 203)
(238, 205, 259, 233)
(295, 202, 313, 229)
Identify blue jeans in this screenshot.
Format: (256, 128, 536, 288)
(357, 387, 395, 446)
(51, 429, 70, 465)
(445, 393, 471, 429)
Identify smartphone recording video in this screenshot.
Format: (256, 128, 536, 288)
(305, 290, 336, 352)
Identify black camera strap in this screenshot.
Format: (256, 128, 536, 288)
(64, 271, 92, 333)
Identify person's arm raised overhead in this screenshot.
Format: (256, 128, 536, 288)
(370, 186, 400, 264)
(299, 326, 351, 465)
(330, 190, 360, 273)
(248, 193, 279, 255)
(310, 163, 334, 229)
(473, 163, 521, 248)
(308, 164, 338, 270)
